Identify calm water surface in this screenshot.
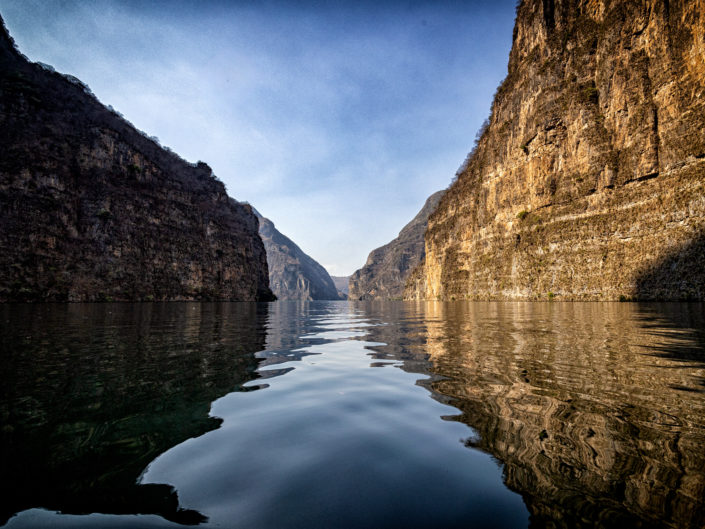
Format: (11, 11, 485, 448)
(1, 301, 704, 528)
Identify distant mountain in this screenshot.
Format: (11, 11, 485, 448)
(0, 15, 272, 302)
(331, 276, 349, 299)
(254, 210, 342, 300)
(349, 191, 444, 300)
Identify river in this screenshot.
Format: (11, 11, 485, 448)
(1, 301, 704, 528)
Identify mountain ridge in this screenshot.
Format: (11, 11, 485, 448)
(253, 208, 342, 301)
(349, 191, 444, 300)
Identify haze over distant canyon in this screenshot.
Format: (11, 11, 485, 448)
(1, 0, 704, 302)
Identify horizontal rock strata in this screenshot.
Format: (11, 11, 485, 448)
(406, 0, 705, 301)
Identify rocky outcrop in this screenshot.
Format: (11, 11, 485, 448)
(349, 191, 444, 300)
(255, 210, 341, 300)
(406, 0, 705, 301)
(0, 15, 273, 302)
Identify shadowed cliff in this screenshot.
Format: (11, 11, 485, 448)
(254, 210, 341, 301)
(0, 15, 272, 302)
(635, 231, 705, 301)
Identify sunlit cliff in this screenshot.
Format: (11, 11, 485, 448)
(406, 0, 705, 301)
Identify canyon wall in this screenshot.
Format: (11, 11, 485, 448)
(406, 0, 705, 301)
(331, 276, 350, 299)
(349, 191, 443, 300)
(0, 16, 273, 301)
(255, 210, 342, 300)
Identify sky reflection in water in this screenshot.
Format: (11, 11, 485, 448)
(1, 301, 704, 528)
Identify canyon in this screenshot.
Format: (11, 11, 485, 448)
(405, 0, 705, 301)
(255, 209, 342, 301)
(349, 191, 443, 300)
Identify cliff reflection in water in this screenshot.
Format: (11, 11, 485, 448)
(364, 302, 705, 529)
(2, 301, 704, 528)
(0, 302, 269, 526)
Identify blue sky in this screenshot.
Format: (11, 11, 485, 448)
(1, 0, 516, 276)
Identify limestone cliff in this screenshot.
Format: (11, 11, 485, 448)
(255, 210, 341, 300)
(0, 16, 273, 301)
(406, 0, 705, 301)
(349, 191, 444, 300)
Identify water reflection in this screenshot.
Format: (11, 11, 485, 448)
(1, 301, 704, 528)
(0, 303, 269, 525)
(363, 302, 705, 529)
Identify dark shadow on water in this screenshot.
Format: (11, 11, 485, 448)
(0, 302, 270, 526)
(635, 232, 705, 300)
(632, 302, 705, 391)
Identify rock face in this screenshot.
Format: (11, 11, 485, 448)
(0, 16, 273, 302)
(350, 191, 444, 300)
(330, 276, 350, 299)
(406, 0, 705, 301)
(255, 211, 341, 300)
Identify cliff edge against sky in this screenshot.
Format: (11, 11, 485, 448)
(406, 0, 705, 301)
(0, 15, 273, 301)
(349, 191, 443, 300)
(255, 209, 342, 301)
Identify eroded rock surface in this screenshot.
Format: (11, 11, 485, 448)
(0, 16, 272, 301)
(406, 0, 705, 301)
(350, 191, 444, 300)
(256, 211, 341, 301)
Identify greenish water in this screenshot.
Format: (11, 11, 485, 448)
(1, 301, 704, 528)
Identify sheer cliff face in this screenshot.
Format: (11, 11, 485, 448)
(406, 0, 705, 301)
(349, 191, 444, 300)
(256, 213, 341, 301)
(0, 17, 272, 301)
